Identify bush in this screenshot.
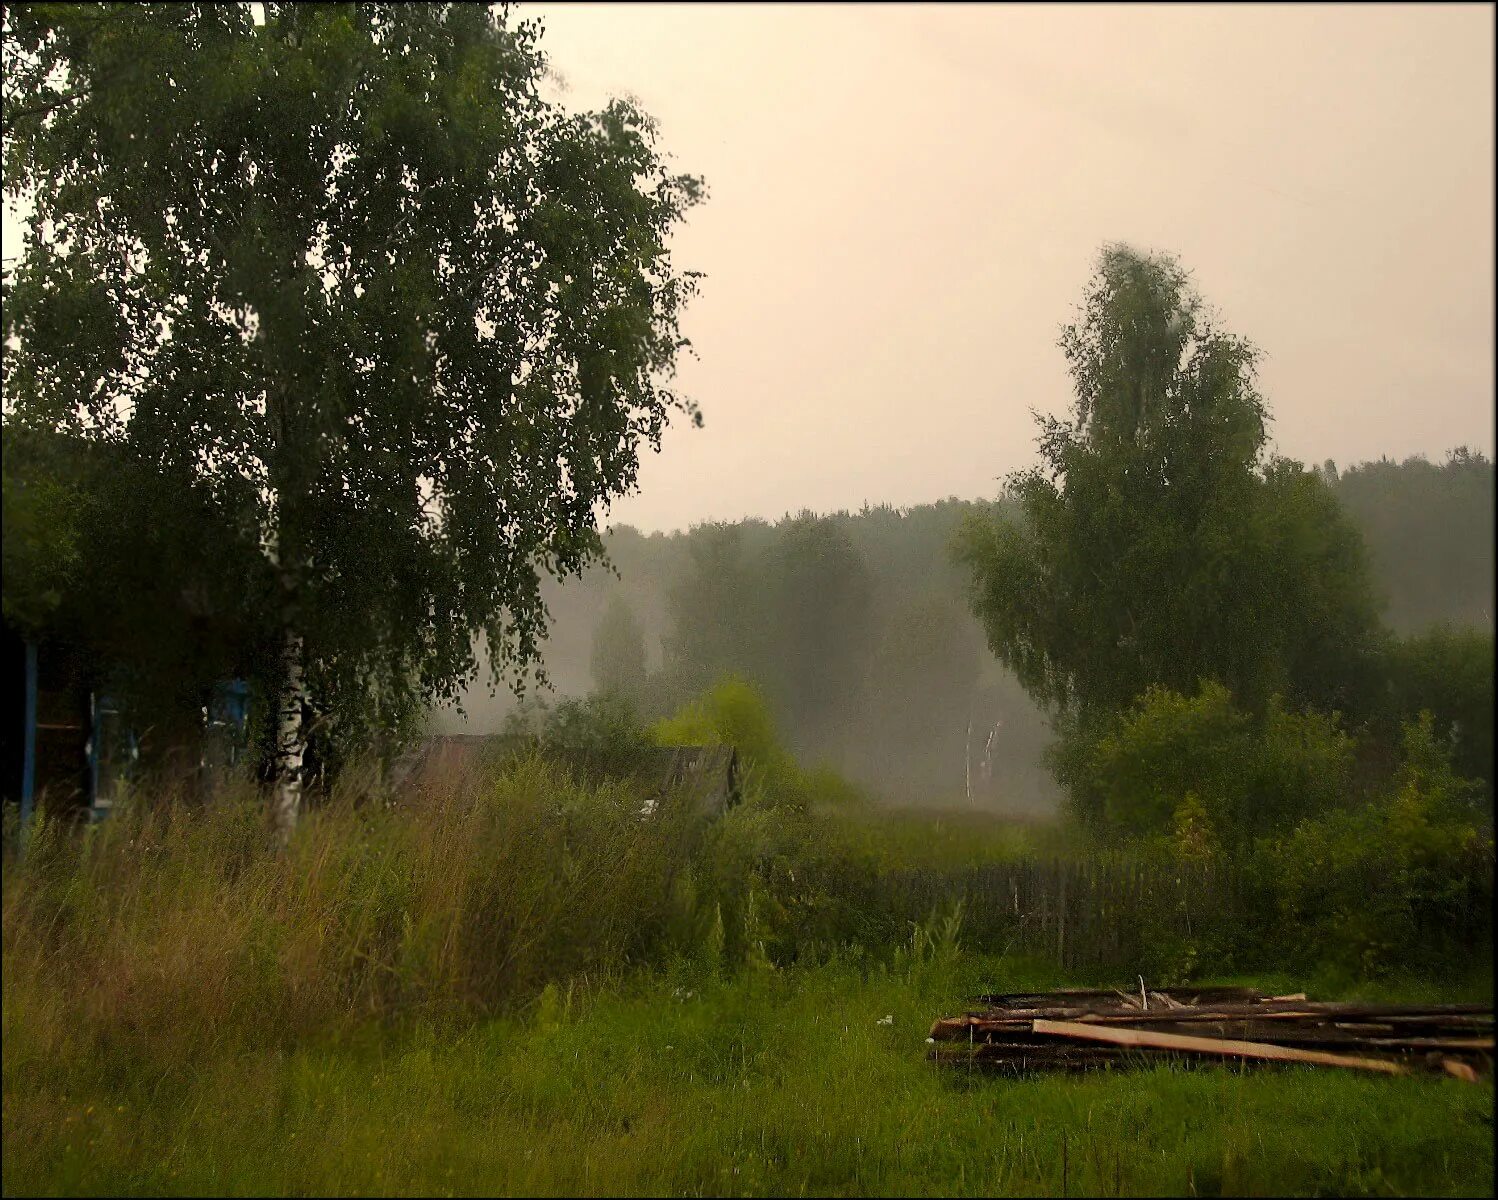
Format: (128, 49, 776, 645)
(649, 675, 866, 816)
(1064, 682, 1249, 836)
(1061, 682, 1356, 844)
(650, 676, 786, 778)
(1257, 713, 1494, 976)
(495, 692, 655, 783)
(1377, 625, 1494, 795)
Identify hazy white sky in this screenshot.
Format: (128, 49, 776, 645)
(522, 2, 1495, 533)
(4, 5, 1491, 535)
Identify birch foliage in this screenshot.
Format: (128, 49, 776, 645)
(3, 2, 704, 749)
(956, 245, 1380, 721)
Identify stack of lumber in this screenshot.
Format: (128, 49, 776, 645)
(927, 986, 1493, 1079)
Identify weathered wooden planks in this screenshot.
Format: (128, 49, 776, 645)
(1031, 1018, 1410, 1075)
(927, 988, 1493, 1079)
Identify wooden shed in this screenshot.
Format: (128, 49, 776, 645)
(636, 744, 741, 818)
(387, 735, 741, 819)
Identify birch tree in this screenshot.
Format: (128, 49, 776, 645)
(2, 3, 704, 837)
(955, 245, 1381, 722)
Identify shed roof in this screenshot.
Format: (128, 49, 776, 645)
(387, 736, 741, 818)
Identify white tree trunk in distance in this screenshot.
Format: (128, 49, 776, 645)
(964, 697, 974, 807)
(274, 626, 307, 844)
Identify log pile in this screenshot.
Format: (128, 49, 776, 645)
(927, 986, 1493, 1079)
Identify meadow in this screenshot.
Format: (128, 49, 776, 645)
(3, 753, 1492, 1198)
(5, 957, 1494, 1197)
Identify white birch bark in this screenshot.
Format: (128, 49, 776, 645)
(265, 374, 306, 846)
(964, 697, 973, 807)
(273, 624, 306, 844)
(981, 719, 1002, 786)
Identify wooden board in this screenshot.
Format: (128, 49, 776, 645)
(931, 1001, 1493, 1040)
(1032, 1018, 1409, 1075)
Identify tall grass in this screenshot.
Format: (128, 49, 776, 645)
(4, 755, 1493, 1196)
(9, 749, 1487, 1088)
(3, 753, 711, 1079)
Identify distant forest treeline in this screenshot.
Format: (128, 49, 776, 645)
(1323, 449, 1493, 632)
(438, 450, 1494, 811)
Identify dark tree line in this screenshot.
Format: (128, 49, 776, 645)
(1325, 449, 1494, 634)
(473, 426, 1489, 813)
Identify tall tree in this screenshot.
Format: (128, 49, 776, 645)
(3, 3, 703, 835)
(756, 512, 872, 761)
(589, 593, 646, 704)
(955, 245, 1381, 722)
(660, 521, 761, 701)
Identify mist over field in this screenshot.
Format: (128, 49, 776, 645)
(433, 455, 1495, 814)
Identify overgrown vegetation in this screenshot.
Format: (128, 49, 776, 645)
(4, 732, 1492, 1195)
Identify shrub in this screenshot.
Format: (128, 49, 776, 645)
(1062, 682, 1356, 843)
(651, 676, 786, 777)
(649, 675, 866, 816)
(1377, 625, 1494, 795)
(495, 692, 655, 783)
(1257, 713, 1494, 976)
(1070, 682, 1251, 836)
(1251, 698, 1359, 832)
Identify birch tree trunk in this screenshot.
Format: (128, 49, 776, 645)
(273, 623, 306, 844)
(267, 372, 306, 845)
(964, 696, 974, 807)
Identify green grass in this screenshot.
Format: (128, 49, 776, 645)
(3, 751, 1491, 1197)
(5, 954, 1492, 1197)
(818, 804, 1058, 869)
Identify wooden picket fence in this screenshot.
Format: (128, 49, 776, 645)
(871, 853, 1252, 974)
(866, 846, 1493, 975)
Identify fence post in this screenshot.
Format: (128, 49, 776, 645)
(19, 640, 39, 855)
(1057, 861, 1068, 970)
